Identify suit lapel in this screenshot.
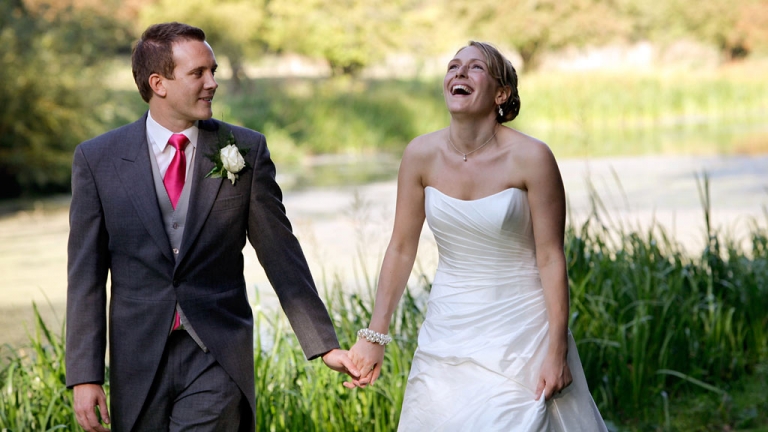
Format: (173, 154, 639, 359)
(177, 119, 223, 268)
(114, 113, 175, 263)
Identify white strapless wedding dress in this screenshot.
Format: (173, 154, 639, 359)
(397, 187, 607, 431)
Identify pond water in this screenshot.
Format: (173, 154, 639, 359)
(1, 148, 767, 347)
(244, 150, 768, 315)
(271, 115, 768, 192)
(276, 153, 401, 192)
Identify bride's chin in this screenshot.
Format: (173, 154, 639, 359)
(446, 108, 490, 120)
(446, 104, 471, 115)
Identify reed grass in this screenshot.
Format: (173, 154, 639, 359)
(519, 69, 768, 157)
(104, 65, 768, 162)
(567, 175, 768, 429)
(250, 285, 425, 432)
(211, 67, 768, 163)
(0, 304, 77, 431)
(1, 181, 767, 430)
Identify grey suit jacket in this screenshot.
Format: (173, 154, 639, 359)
(66, 114, 339, 431)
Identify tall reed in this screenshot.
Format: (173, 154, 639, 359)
(567, 176, 768, 427)
(1, 189, 767, 430)
(250, 283, 427, 431)
(0, 304, 78, 431)
(214, 69, 768, 162)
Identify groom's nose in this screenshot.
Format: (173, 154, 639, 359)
(204, 71, 218, 90)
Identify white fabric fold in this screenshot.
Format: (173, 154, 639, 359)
(397, 187, 607, 432)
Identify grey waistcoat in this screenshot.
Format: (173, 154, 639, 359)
(148, 146, 208, 351)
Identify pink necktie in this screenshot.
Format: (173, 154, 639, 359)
(163, 134, 189, 209)
(172, 309, 182, 331)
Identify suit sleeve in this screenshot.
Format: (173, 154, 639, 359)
(65, 145, 109, 387)
(245, 133, 340, 360)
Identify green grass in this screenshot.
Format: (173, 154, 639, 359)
(2, 182, 767, 431)
(105, 63, 768, 165)
(0, 304, 77, 431)
(220, 68, 767, 162)
(519, 68, 768, 157)
(566, 176, 768, 430)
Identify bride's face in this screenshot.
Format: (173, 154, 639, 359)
(443, 46, 502, 119)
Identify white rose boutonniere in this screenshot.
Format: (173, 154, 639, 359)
(205, 128, 250, 185)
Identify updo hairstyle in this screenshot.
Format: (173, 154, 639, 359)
(463, 41, 521, 123)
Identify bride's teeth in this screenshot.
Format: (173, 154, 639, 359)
(452, 85, 472, 95)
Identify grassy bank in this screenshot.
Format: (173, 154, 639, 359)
(2, 192, 767, 431)
(225, 67, 767, 161)
(104, 62, 768, 165)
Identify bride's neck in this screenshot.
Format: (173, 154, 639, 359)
(449, 116, 498, 151)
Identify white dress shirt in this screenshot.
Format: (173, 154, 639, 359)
(146, 111, 198, 179)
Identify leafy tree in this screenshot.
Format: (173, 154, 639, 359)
(0, 0, 133, 197)
(264, 0, 429, 76)
(736, 1, 768, 56)
(663, 0, 768, 60)
(139, 0, 267, 92)
(615, 0, 768, 60)
(22, 0, 147, 54)
(444, 0, 631, 70)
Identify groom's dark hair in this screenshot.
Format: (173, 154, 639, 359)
(132, 22, 207, 103)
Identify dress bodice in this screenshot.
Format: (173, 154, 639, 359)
(425, 186, 541, 297)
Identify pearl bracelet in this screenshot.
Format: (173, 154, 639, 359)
(357, 328, 392, 345)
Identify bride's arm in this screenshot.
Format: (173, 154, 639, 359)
(345, 139, 427, 388)
(521, 139, 573, 401)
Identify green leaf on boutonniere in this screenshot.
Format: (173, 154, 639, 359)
(204, 127, 250, 185)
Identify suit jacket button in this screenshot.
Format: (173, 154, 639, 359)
(173, 280, 180, 287)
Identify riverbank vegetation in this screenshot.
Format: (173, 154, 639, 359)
(103, 63, 768, 165)
(218, 67, 768, 162)
(2, 195, 767, 431)
(3, 0, 767, 197)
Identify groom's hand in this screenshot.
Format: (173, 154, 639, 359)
(73, 383, 110, 431)
(322, 348, 364, 385)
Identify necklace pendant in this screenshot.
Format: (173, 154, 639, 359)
(463, 155, 467, 162)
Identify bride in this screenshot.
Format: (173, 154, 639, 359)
(345, 41, 607, 431)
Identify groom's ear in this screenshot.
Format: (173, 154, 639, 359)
(148, 73, 167, 98)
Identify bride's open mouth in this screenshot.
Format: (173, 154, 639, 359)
(451, 84, 473, 96)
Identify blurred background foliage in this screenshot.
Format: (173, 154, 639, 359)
(1, 1, 767, 430)
(1, 0, 767, 198)
(0, 0, 135, 197)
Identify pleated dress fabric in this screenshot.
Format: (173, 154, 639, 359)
(397, 187, 607, 432)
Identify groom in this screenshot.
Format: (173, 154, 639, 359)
(66, 22, 359, 431)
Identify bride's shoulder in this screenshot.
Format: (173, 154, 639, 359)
(402, 129, 445, 160)
(502, 127, 556, 164)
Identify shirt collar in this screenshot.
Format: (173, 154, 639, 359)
(147, 111, 199, 153)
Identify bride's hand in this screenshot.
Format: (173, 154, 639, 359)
(343, 339, 386, 389)
(534, 352, 573, 401)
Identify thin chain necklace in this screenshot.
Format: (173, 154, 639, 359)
(447, 125, 498, 162)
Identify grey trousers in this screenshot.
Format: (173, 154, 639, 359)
(132, 330, 244, 432)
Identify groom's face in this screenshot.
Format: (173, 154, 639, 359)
(162, 39, 218, 128)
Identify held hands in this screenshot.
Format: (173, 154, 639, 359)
(322, 348, 363, 385)
(344, 338, 386, 389)
(73, 383, 110, 432)
(534, 351, 573, 401)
